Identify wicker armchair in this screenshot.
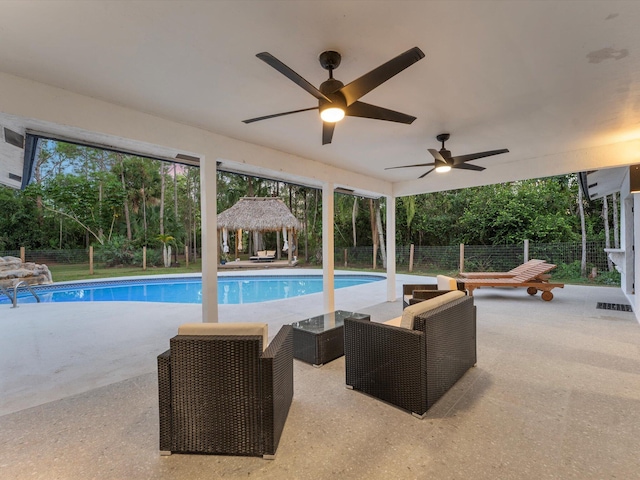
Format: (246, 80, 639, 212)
(345, 295, 476, 418)
(158, 323, 293, 459)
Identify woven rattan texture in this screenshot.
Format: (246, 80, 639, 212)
(345, 296, 476, 417)
(157, 327, 293, 457)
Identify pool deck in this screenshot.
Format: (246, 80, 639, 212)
(1, 269, 640, 479)
(0, 268, 388, 415)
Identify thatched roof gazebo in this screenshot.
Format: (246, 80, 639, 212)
(217, 197, 301, 264)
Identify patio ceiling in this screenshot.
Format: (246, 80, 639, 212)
(0, 1, 639, 195)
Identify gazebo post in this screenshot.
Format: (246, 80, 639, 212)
(287, 228, 293, 265)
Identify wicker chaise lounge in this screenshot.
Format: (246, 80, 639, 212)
(345, 291, 477, 418)
(459, 262, 564, 301)
(158, 322, 293, 459)
(458, 258, 547, 279)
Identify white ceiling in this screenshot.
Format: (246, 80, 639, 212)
(0, 1, 640, 194)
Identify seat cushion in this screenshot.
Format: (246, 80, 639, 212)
(384, 316, 402, 327)
(400, 290, 466, 329)
(437, 275, 458, 291)
(178, 322, 269, 350)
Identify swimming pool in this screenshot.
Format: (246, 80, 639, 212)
(0, 275, 384, 305)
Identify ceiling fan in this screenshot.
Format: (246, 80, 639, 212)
(242, 47, 425, 145)
(386, 133, 509, 178)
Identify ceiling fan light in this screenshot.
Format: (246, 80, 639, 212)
(320, 106, 345, 123)
(435, 165, 452, 173)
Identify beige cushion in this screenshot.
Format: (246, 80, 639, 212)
(399, 290, 466, 329)
(256, 250, 266, 257)
(384, 316, 402, 327)
(178, 322, 269, 350)
(437, 275, 458, 291)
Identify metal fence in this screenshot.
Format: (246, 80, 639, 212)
(2, 241, 611, 273)
(0, 248, 201, 267)
(336, 241, 611, 273)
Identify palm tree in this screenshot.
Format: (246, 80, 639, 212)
(157, 234, 175, 267)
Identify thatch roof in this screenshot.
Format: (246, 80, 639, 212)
(217, 197, 301, 232)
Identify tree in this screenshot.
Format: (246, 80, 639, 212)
(577, 179, 587, 277)
(157, 234, 175, 267)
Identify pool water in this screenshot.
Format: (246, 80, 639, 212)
(0, 275, 384, 305)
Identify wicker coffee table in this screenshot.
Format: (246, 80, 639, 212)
(291, 310, 370, 367)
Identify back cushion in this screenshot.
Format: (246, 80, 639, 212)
(400, 290, 465, 329)
(178, 322, 269, 350)
(437, 275, 458, 291)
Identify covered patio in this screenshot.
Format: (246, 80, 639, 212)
(1, 276, 638, 479)
(0, 2, 640, 479)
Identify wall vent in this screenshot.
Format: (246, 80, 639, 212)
(4, 128, 24, 148)
(8, 173, 22, 182)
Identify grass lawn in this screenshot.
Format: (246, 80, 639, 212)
(48, 260, 203, 283)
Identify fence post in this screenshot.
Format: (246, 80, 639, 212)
(409, 244, 414, 272)
(344, 248, 348, 267)
(373, 244, 378, 269)
(143, 246, 147, 271)
(185, 245, 189, 268)
(459, 243, 465, 272)
(524, 239, 529, 263)
(20, 246, 25, 263)
(89, 246, 94, 275)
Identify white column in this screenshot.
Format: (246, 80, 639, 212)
(623, 196, 634, 295)
(633, 194, 640, 319)
(386, 195, 396, 302)
(200, 156, 219, 322)
(322, 182, 335, 312)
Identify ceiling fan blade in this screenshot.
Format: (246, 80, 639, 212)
(242, 106, 319, 124)
(385, 162, 435, 170)
(322, 122, 335, 145)
(451, 149, 509, 164)
(339, 47, 425, 106)
(427, 148, 446, 162)
(256, 52, 331, 102)
(345, 101, 416, 124)
(453, 163, 486, 172)
(418, 168, 435, 179)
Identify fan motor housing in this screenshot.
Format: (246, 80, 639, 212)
(319, 51, 341, 71)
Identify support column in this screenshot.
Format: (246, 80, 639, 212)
(386, 195, 396, 302)
(633, 194, 640, 318)
(200, 156, 219, 322)
(322, 183, 335, 313)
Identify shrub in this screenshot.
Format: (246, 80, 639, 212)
(95, 235, 135, 267)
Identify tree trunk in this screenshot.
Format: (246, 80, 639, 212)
(304, 189, 308, 262)
(119, 156, 132, 240)
(613, 191, 620, 249)
(98, 181, 104, 240)
(160, 162, 166, 236)
(603, 195, 613, 271)
(578, 181, 587, 277)
(369, 198, 377, 249)
(375, 199, 387, 268)
(142, 183, 148, 245)
(352, 197, 358, 247)
(173, 162, 179, 224)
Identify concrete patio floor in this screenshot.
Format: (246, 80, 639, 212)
(1, 271, 639, 479)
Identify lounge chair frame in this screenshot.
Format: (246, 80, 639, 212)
(459, 263, 564, 301)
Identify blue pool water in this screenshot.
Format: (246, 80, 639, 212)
(0, 275, 384, 305)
